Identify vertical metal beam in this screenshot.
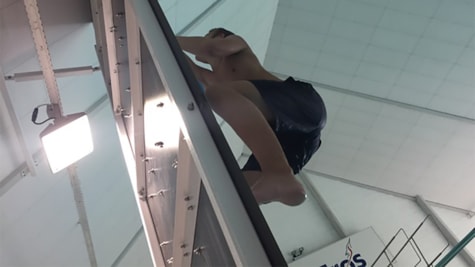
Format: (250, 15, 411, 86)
(415, 195, 475, 266)
(0, 70, 37, 176)
(114, 114, 165, 267)
(100, 0, 122, 114)
(23, 2, 99, 264)
(67, 166, 98, 267)
(23, 0, 63, 112)
(172, 134, 202, 266)
(299, 171, 347, 238)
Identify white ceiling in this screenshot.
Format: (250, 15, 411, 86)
(264, 0, 475, 211)
(1, 0, 474, 216)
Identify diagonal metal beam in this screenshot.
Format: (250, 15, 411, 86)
(0, 68, 37, 177)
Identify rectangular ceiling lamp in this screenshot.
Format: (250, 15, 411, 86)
(40, 112, 94, 173)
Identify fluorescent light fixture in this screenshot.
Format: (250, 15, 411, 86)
(40, 112, 94, 173)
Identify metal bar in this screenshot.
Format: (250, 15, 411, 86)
(389, 216, 429, 265)
(416, 195, 475, 266)
(114, 112, 165, 267)
(0, 69, 37, 176)
(67, 166, 98, 267)
(272, 72, 475, 124)
(125, 0, 142, 155)
(435, 228, 475, 267)
(172, 134, 202, 266)
(372, 229, 402, 267)
(429, 243, 450, 266)
(101, 0, 122, 114)
(304, 169, 475, 217)
(23, 0, 63, 113)
(5, 66, 100, 82)
(298, 171, 346, 238)
(400, 228, 423, 267)
(111, 226, 145, 267)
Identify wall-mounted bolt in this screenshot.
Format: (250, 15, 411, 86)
(155, 141, 164, 148)
(147, 168, 159, 174)
(148, 189, 170, 199)
(187, 102, 195, 110)
(125, 87, 131, 92)
(135, 60, 140, 65)
(172, 159, 178, 168)
(187, 205, 194, 211)
(160, 240, 172, 247)
(184, 196, 191, 201)
(180, 244, 187, 249)
(116, 106, 124, 114)
(116, 12, 125, 17)
(157, 102, 164, 107)
(183, 252, 189, 257)
(110, 25, 117, 32)
(166, 257, 173, 264)
(118, 36, 125, 41)
(138, 188, 145, 201)
(142, 157, 152, 162)
(193, 246, 205, 255)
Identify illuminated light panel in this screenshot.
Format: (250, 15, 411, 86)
(144, 97, 182, 150)
(40, 113, 94, 173)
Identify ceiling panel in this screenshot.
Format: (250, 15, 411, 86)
(265, 0, 474, 210)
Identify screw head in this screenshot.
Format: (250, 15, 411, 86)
(187, 102, 195, 110)
(155, 141, 164, 148)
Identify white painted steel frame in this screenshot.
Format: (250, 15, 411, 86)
(128, 0, 271, 265)
(101, 0, 122, 114)
(114, 116, 165, 267)
(124, 1, 164, 266)
(172, 134, 201, 266)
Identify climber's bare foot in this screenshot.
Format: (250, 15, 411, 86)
(244, 170, 307, 206)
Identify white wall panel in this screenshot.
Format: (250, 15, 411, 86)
(115, 231, 153, 267)
(0, 158, 90, 266)
(307, 173, 472, 267)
